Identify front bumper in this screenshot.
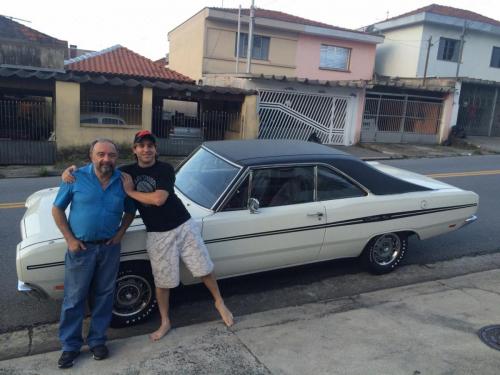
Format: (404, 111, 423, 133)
(464, 215, 478, 226)
(17, 280, 48, 299)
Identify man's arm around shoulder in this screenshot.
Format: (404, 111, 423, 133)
(121, 172, 168, 206)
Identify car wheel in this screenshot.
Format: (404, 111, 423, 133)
(110, 261, 157, 328)
(362, 232, 408, 274)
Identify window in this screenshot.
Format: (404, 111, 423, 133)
(175, 148, 240, 208)
(235, 33, 270, 60)
(317, 166, 365, 200)
(249, 167, 314, 208)
(223, 176, 250, 211)
(491, 46, 500, 68)
(320, 45, 350, 70)
(437, 37, 460, 62)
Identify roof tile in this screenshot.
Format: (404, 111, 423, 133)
(65, 45, 193, 83)
(0, 15, 67, 47)
(210, 7, 369, 35)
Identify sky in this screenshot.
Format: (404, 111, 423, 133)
(1, 0, 499, 61)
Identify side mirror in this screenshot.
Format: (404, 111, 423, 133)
(248, 198, 260, 214)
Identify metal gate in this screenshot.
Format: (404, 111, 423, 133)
(0, 99, 55, 165)
(361, 93, 443, 144)
(152, 108, 240, 156)
(456, 84, 500, 137)
(258, 89, 353, 145)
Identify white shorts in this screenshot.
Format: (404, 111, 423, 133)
(146, 219, 214, 288)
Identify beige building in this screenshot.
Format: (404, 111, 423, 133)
(58, 45, 256, 154)
(168, 7, 384, 146)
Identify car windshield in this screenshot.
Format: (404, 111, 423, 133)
(175, 147, 240, 208)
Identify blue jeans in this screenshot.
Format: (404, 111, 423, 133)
(59, 243, 120, 352)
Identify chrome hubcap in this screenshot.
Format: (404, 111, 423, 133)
(113, 275, 152, 317)
(372, 233, 401, 266)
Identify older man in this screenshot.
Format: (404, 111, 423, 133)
(52, 138, 135, 369)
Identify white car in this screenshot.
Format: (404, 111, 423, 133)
(16, 140, 478, 327)
(80, 113, 127, 126)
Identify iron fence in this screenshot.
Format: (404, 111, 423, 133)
(0, 99, 55, 165)
(0, 99, 53, 141)
(152, 107, 240, 156)
(80, 101, 142, 125)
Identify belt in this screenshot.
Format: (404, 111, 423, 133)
(83, 239, 110, 245)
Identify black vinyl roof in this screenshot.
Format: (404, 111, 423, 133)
(203, 140, 431, 195)
(204, 140, 350, 165)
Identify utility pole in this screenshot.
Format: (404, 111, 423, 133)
(246, 0, 255, 74)
(236, 5, 241, 73)
(455, 21, 467, 78)
(422, 36, 433, 86)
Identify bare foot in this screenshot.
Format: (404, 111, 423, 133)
(149, 321, 171, 341)
(215, 300, 234, 327)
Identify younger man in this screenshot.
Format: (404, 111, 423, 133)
(120, 130, 233, 340)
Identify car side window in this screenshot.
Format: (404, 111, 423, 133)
(251, 167, 314, 208)
(317, 166, 366, 200)
(223, 176, 249, 211)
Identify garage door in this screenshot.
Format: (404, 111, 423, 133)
(258, 89, 353, 145)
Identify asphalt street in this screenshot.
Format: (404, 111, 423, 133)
(0, 155, 499, 335)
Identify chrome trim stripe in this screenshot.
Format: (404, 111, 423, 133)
(204, 203, 477, 244)
(26, 249, 149, 270)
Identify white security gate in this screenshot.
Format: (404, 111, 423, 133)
(258, 89, 353, 145)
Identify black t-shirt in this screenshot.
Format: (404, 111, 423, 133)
(120, 161, 191, 232)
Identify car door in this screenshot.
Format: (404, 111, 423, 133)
(316, 165, 371, 261)
(201, 165, 326, 278)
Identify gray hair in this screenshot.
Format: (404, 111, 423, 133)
(89, 138, 119, 157)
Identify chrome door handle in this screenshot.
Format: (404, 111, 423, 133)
(307, 212, 324, 217)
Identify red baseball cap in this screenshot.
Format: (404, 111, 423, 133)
(133, 130, 156, 144)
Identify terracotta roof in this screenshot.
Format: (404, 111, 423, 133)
(65, 45, 193, 83)
(209, 7, 368, 35)
(0, 15, 67, 47)
(385, 4, 500, 27)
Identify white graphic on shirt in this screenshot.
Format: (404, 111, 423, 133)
(135, 175, 157, 207)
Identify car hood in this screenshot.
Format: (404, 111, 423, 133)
(367, 162, 457, 190)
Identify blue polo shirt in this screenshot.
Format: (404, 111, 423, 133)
(53, 164, 136, 242)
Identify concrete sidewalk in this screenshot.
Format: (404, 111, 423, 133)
(2, 269, 499, 374)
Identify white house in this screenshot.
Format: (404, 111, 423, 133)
(367, 4, 500, 139)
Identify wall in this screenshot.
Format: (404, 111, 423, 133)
(439, 89, 457, 143)
(55, 81, 150, 148)
(202, 19, 297, 77)
(420, 24, 500, 81)
(0, 39, 67, 69)
(295, 34, 377, 81)
(168, 9, 207, 81)
(375, 25, 424, 77)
